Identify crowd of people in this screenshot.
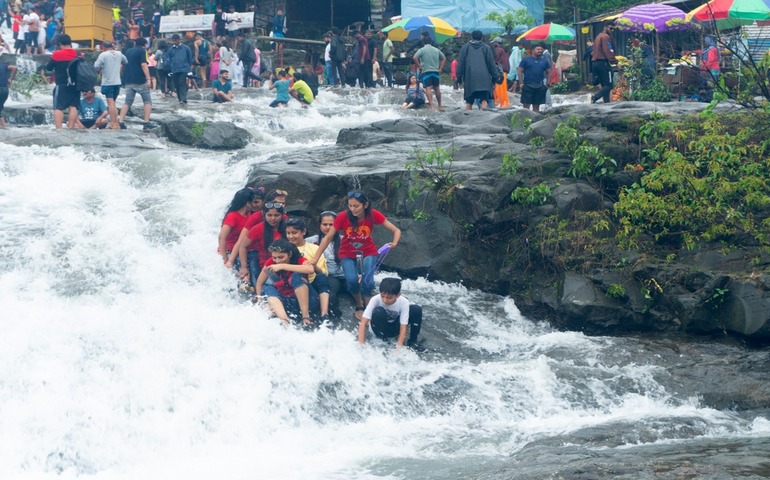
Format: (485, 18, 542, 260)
(0, 0, 64, 55)
(217, 187, 423, 349)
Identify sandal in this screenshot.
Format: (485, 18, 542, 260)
(302, 317, 312, 326)
(354, 306, 365, 320)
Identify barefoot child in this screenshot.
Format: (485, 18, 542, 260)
(285, 217, 331, 322)
(358, 277, 423, 349)
(255, 239, 318, 326)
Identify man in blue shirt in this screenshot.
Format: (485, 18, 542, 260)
(118, 37, 154, 129)
(516, 43, 551, 113)
(77, 88, 108, 129)
(212, 70, 233, 103)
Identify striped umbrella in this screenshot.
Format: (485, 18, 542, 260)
(516, 23, 576, 43)
(382, 16, 459, 44)
(615, 4, 690, 32)
(686, 0, 770, 29)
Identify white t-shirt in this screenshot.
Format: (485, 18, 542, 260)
(324, 43, 331, 62)
(363, 294, 410, 326)
(20, 15, 29, 35)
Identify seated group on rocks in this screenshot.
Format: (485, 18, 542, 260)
(217, 187, 424, 349)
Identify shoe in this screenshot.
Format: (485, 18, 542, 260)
(407, 339, 426, 352)
(143, 122, 157, 131)
(119, 122, 127, 129)
(319, 314, 330, 324)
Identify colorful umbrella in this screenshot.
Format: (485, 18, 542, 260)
(615, 4, 690, 32)
(516, 23, 576, 43)
(685, 0, 770, 29)
(382, 16, 459, 44)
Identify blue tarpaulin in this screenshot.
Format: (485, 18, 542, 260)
(401, 0, 545, 34)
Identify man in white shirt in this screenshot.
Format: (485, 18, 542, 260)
(94, 41, 128, 129)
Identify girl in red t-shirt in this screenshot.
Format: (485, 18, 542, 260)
(311, 191, 400, 319)
(255, 239, 317, 325)
(237, 201, 286, 287)
(218, 187, 256, 266)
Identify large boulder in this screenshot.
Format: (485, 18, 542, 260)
(159, 117, 251, 149)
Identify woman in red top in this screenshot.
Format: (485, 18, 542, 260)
(237, 201, 286, 287)
(218, 187, 256, 266)
(311, 190, 400, 318)
(255, 239, 317, 325)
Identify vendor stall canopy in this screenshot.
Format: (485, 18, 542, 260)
(401, 0, 545, 33)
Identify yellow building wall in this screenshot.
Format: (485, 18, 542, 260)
(63, 0, 113, 47)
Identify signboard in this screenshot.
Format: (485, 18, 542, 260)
(159, 12, 254, 33)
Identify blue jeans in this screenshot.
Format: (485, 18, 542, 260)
(247, 250, 261, 287)
(382, 61, 393, 87)
(263, 273, 320, 316)
(325, 60, 335, 86)
(340, 255, 377, 297)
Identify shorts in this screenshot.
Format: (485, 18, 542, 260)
(197, 58, 210, 67)
(25, 31, 38, 48)
(101, 84, 121, 99)
(421, 72, 440, 89)
(123, 83, 152, 107)
(521, 83, 547, 106)
(269, 99, 288, 107)
(80, 119, 97, 128)
(53, 84, 79, 111)
(464, 90, 490, 105)
(148, 66, 157, 76)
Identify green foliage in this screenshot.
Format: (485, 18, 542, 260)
(510, 114, 532, 131)
(606, 283, 627, 299)
(621, 43, 671, 102)
(484, 9, 534, 36)
(553, 116, 581, 156)
(406, 146, 461, 220)
(511, 183, 551, 206)
(190, 120, 208, 143)
(529, 135, 544, 153)
(549, 81, 570, 94)
(530, 211, 614, 272)
(11, 71, 47, 99)
(567, 144, 617, 179)
(615, 109, 770, 250)
(412, 209, 430, 221)
(500, 153, 522, 178)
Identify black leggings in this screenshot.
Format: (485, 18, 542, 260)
(370, 304, 422, 343)
(0, 87, 8, 116)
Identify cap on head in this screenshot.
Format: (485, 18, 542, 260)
(492, 37, 503, 44)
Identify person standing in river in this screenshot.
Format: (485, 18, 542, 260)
(0, 57, 17, 128)
(590, 23, 617, 104)
(456, 30, 499, 111)
(413, 35, 446, 111)
(94, 41, 127, 130)
(164, 33, 193, 105)
(44, 33, 79, 128)
(118, 37, 154, 130)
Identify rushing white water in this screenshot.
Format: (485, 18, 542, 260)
(1, 88, 768, 479)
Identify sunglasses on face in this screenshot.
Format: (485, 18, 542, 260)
(264, 202, 283, 210)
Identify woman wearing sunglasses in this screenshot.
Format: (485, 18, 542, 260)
(228, 189, 285, 279)
(237, 201, 287, 288)
(255, 239, 318, 326)
(310, 190, 400, 319)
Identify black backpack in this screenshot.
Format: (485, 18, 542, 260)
(68, 57, 98, 92)
(332, 36, 346, 62)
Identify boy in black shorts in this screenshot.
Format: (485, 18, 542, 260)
(358, 278, 423, 350)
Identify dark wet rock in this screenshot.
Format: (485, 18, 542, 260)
(244, 101, 770, 343)
(158, 117, 251, 149)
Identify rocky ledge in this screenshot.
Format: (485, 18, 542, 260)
(242, 100, 770, 343)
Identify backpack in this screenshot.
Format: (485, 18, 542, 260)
(68, 57, 98, 92)
(155, 50, 165, 71)
(198, 39, 209, 62)
(331, 36, 346, 63)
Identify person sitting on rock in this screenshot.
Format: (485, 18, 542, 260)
(212, 69, 233, 102)
(255, 239, 319, 327)
(401, 74, 426, 109)
(284, 217, 332, 323)
(76, 88, 109, 129)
